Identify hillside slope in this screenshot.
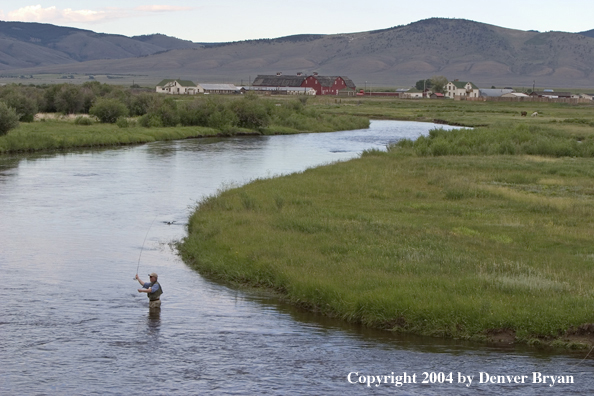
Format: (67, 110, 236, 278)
(3, 18, 594, 87)
(0, 21, 202, 68)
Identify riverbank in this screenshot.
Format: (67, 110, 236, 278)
(0, 97, 369, 154)
(178, 112, 594, 349)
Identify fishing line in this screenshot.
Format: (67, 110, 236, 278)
(134, 215, 158, 280)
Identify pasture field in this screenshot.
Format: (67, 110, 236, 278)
(315, 96, 594, 135)
(179, 97, 594, 347)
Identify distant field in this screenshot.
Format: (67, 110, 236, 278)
(316, 97, 594, 135)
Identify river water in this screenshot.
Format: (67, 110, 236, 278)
(1, 120, 592, 395)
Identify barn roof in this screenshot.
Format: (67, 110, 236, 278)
(532, 91, 572, 97)
(310, 76, 356, 89)
(252, 75, 307, 87)
(199, 84, 240, 91)
(253, 74, 356, 89)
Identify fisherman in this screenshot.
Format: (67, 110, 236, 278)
(135, 273, 163, 309)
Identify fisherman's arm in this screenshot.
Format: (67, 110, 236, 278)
(138, 283, 157, 293)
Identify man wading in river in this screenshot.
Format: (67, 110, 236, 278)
(135, 273, 163, 309)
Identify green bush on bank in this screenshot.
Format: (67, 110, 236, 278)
(0, 102, 19, 136)
(89, 98, 129, 123)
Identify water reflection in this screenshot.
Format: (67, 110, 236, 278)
(147, 308, 161, 334)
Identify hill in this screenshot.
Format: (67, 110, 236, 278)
(0, 21, 202, 68)
(3, 18, 594, 88)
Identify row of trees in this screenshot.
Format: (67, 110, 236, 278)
(0, 82, 172, 135)
(0, 82, 158, 125)
(0, 82, 311, 135)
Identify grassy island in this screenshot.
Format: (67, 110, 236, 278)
(179, 98, 594, 348)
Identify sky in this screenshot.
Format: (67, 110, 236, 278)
(1, 1, 593, 43)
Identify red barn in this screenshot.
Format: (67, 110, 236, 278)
(252, 73, 356, 95)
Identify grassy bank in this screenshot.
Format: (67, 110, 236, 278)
(0, 120, 220, 153)
(178, 103, 594, 347)
(0, 96, 369, 154)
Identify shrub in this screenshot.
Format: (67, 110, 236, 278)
(138, 113, 163, 128)
(74, 116, 93, 125)
(89, 98, 129, 123)
(54, 84, 85, 114)
(116, 117, 130, 128)
(0, 102, 20, 135)
(1, 91, 38, 122)
(231, 98, 270, 129)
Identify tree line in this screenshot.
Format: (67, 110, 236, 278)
(0, 82, 306, 135)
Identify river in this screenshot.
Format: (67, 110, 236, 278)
(1, 120, 592, 395)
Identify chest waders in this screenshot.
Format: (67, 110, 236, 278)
(148, 282, 163, 301)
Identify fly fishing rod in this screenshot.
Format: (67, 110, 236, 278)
(134, 215, 158, 280)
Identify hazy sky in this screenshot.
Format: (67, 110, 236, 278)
(1, 1, 593, 42)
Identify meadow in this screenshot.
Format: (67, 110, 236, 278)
(178, 96, 594, 347)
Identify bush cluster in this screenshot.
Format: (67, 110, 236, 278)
(0, 82, 364, 135)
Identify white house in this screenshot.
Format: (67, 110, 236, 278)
(156, 79, 201, 95)
(445, 80, 480, 98)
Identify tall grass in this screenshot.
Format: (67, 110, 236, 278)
(178, 153, 594, 344)
(394, 123, 594, 157)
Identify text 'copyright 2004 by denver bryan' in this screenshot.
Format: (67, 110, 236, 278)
(347, 372, 575, 388)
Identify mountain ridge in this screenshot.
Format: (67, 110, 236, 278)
(2, 18, 594, 87)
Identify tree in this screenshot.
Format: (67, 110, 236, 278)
(89, 98, 129, 123)
(0, 102, 20, 136)
(0, 88, 38, 122)
(429, 76, 449, 94)
(54, 84, 84, 114)
(415, 79, 432, 91)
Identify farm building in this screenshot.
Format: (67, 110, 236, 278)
(252, 73, 356, 96)
(198, 84, 241, 94)
(400, 88, 425, 99)
(530, 91, 572, 98)
(445, 80, 480, 98)
(156, 79, 201, 94)
(501, 92, 529, 98)
(241, 86, 316, 95)
(479, 89, 514, 97)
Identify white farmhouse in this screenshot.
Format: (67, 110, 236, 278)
(156, 79, 202, 95)
(445, 80, 480, 99)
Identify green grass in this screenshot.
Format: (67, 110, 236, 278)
(315, 97, 594, 136)
(0, 120, 220, 153)
(178, 144, 594, 346)
(0, 110, 369, 154)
